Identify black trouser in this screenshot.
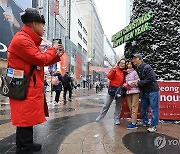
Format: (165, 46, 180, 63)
(16, 126, 33, 154)
(55, 90, 61, 103)
(63, 88, 72, 101)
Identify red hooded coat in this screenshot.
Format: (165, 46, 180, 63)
(8, 25, 60, 127)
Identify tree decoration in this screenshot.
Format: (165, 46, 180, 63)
(124, 0, 180, 80)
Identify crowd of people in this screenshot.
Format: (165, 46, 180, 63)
(96, 54, 160, 133)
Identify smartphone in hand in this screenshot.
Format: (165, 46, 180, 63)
(58, 39, 62, 44)
(52, 39, 62, 45)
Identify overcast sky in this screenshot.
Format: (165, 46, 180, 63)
(94, 0, 127, 57)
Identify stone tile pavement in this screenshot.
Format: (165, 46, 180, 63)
(0, 89, 179, 154)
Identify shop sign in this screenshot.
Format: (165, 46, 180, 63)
(120, 81, 180, 120)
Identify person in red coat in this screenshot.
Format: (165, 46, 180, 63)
(96, 59, 126, 125)
(7, 8, 65, 154)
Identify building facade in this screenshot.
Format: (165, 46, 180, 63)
(36, 0, 67, 73)
(67, 0, 88, 80)
(0, 0, 107, 83)
(77, 0, 104, 66)
(104, 35, 118, 68)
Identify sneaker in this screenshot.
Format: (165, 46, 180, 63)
(143, 123, 151, 127)
(137, 121, 151, 127)
(68, 98, 72, 101)
(33, 143, 42, 151)
(114, 119, 120, 125)
(96, 115, 104, 122)
(127, 123, 138, 129)
(147, 126, 157, 132)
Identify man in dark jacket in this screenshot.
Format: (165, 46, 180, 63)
(132, 54, 160, 132)
(63, 72, 73, 104)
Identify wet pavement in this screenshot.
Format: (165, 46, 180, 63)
(0, 88, 180, 154)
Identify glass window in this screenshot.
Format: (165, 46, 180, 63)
(83, 38, 87, 45)
(78, 19, 82, 28)
(83, 27, 87, 35)
(78, 43, 82, 52)
(78, 31, 82, 39)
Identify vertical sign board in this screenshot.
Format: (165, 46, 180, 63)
(76, 52, 83, 80)
(0, 0, 32, 59)
(158, 81, 180, 120)
(120, 81, 180, 120)
(60, 52, 69, 75)
(55, 0, 59, 15)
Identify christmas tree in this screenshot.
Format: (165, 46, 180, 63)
(124, 0, 180, 80)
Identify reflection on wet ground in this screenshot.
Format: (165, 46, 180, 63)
(0, 88, 180, 154)
(80, 103, 101, 108)
(49, 107, 76, 113)
(0, 119, 11, 125)
(123, 132, 180, 154)
(0, 113, 98, 154)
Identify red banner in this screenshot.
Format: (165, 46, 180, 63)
(60, 52, 68, 75)
(76, 52, 83, 79)
(120, 81, 180, 120)
(55, 1, 59, 15)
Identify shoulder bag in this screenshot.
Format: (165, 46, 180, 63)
(0, 65, 35, 100)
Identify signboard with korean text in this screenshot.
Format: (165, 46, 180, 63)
(120, 81, 180, 120)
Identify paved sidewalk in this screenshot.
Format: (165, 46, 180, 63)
(0, 89, 179, 154)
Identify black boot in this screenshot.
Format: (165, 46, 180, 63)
(16, 127, 33, 154)
(33, 143, 42, 151)
(16, 147, 33, 154)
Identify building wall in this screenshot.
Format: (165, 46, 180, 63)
(104, 36, 117, 67)
(77, 1, 93, 59)
(37, 0, 67, 72)
(69, 0, 88, 79)
(55, 0, 67, 45)
(93, 6, 104, 66)
(77, 0, 104, 67)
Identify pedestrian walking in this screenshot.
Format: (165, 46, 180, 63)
(96, 59, 126, 125)
(124, 60, 140, 129)
(52, 71, 63, 104)
(99, 82, 103, 91)
(63, 72, 73, 104)
(7, 8, 65, 154)
(132, 54, 160, 132)
(95, 81, 99, 93)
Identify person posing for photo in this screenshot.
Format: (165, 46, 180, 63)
(124, 60, 140, 129)
(96, 59, 126, 125)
